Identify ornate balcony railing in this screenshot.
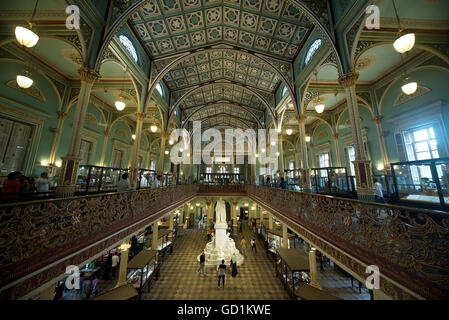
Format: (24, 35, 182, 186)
(246, 185, 449, 299)
(0, 184, 198, 294)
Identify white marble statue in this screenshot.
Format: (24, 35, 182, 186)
(197, 198, 244, 267)
(216, 197, 227, 223)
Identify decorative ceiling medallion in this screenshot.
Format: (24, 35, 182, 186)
(355, 54, 378, 72)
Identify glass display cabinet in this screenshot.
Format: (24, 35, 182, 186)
(148, 229, 174, 262)
(138, 170, 156, 189)
(267, 229, 295, 255)
(126, 249, 159, 300)
(275, 248, 310, 299)
(391, 157, 449, 211)
(282, 169, 303, 191)
(76, 165, 129, 194)
(311, 167, 356, 198)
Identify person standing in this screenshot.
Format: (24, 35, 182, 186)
(117, 173, 131, 192)
(251, 238, 257, 254)
(374, 179, 386, 203)
(231, 253, 238, 278)
(81, 275, 92, 300)
(240, 238, 247, 257)
(111, 253, 120, 278)
(152, 174, 163, 188)
(217, 259, 226, 288)
(197, 250, 206, 276)
(91, 275, 100, 297)
(1, 171, 21, 199)
(36, 172, 50, 193)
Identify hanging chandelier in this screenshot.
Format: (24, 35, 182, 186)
(394, 33, 415, 54)
(15, 1, 40, 48)
(116, 66, 128, 111)
(15, 26, 39, 48)
(314, 71, 325, 114)
(150, 125, 158, 132)
(392, 0, 415, 54)
(115, 101, 126, 111)
(16, 72, 33, 89)
(286, 129, 293, 135)
(401, 77, 417, 95)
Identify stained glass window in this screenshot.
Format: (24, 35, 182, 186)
(119, 35, 138, 63)
(305, 39, 322, 66)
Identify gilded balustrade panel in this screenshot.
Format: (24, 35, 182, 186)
(0, 185, 198, 284)
(246, 185, 449, 298)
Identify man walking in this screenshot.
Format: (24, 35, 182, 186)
(217, 260, 226, 288)
(240, 237, 247, 257)
(251, 238, 257, 254)
(197, 250, 206, 276)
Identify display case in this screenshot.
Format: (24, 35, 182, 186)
(275, 248, 310, 300)
(391, 157, 449, 211)
(148, 229, 174, 262)
(311, 167, 356, 198)
(373, 174, 395, 200)
(283, 169, 303, 191)
(138, 170, 156, 189)
(75, 165, 129, 194)
(267, 229, 295, 255)
(126, 249, 159, 299)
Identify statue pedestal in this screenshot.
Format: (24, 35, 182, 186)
(198, 222, 244, 267)
(214, 222, 228, 250)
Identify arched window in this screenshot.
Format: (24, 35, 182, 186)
(305, 39, 322, 66)
(281, 86, 288, 97)
(155, 82, 164, 97)
(119, 35, 138, 63)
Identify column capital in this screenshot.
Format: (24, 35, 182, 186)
(104, 130, 111, 137)
(296, 114, 307, 123)
(372, 115, 383, 124)
(332, 133, 339, 140)
(338, 72, 359, 88)
(78, 67, 100, 84)
(57, 111, 69, 120)
(135, 112, 146, 121)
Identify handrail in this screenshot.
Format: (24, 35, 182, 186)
(246, 185, 449, 299)
(0, 185, 198, 291)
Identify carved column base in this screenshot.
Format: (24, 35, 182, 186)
(353, 160, 375, 201)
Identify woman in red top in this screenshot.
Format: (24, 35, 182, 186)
(2, 171, 21, 199)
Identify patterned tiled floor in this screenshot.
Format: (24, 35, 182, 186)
(145, 226, 291, 300)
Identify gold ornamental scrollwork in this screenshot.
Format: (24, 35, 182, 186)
(338, 72, 359, 88)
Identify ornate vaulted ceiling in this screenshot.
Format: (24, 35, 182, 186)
(128, 0, 317, 131)
(161, 50, 282, 92)
(130, 0, 313, 60)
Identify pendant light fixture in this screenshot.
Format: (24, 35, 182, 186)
(401, 77, 418, 95)
(313, 71, 325, 114)
(16, 71, 34, 89)
(150, 125, 158, 133)
(115, 66, 127, 111)
(15, 1, 40, 48)
(392, 0, 415, 54)
(15, 1, 41, 89)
